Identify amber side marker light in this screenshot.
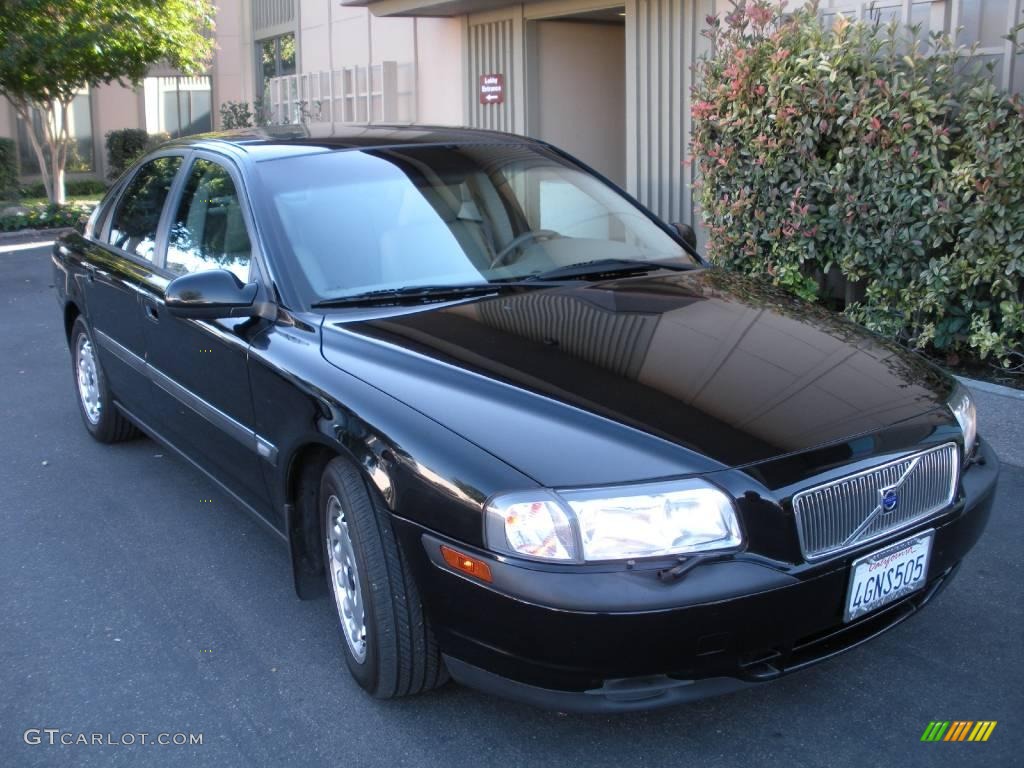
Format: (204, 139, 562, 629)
(440, 545, 493, 582)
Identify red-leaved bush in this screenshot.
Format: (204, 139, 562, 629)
(691, 0, 1024, 370)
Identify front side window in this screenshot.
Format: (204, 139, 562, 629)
(255, 143, 693, 305)
(107, 156, 183, 260)
(166, 159, 252, 280)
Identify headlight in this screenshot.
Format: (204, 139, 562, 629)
(947, 382, 977, 459)
(485, 480, 742, 563)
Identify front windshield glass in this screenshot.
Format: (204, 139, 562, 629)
(254, 143, 694, 304)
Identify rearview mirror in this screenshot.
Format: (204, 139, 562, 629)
(672, 222, 698, 250)
(165, 269, 259, 320)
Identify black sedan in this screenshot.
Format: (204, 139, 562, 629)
(52, 125, 998, 712)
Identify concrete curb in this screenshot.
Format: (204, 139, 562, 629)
(0, 227, 73, 243)
(956, 375, 1024, 401)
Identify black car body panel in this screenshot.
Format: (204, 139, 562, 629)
(321, 268, 955, 485)
(51, 125, 998, 711)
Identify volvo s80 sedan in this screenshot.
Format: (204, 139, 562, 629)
(53, 125, 998, 711)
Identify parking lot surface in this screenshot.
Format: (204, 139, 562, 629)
(2, 240, 1021, 767)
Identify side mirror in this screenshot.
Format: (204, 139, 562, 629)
(672, 222, 698, 250)
(165, 269, 259, 319)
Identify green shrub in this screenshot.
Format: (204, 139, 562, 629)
(691, 0, 1024, 368)
(19, 178, 108, 198)
(0, 138, 17, 200)
(67, 178, 109, 196)
(105, 128, 149, 180)
(220, 100, 254, 129)
(0, 201, 94, 232)
(105, 129, 170, 180)
(18, 180, 47, 198)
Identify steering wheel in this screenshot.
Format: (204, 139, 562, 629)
(489, 229, 561, 268)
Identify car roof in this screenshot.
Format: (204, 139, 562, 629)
(162, 124, 547, 161)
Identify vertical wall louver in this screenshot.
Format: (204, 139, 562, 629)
(627, 0, 718, 234)
(253, 0, 295, 38)
(465, 16, 522, 133)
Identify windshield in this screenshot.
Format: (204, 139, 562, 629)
(254, 143, 695, 304)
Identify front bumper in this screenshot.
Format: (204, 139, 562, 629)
(395, 438, 999, 712)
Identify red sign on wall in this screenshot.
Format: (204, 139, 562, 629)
(479, 74, 505, 105)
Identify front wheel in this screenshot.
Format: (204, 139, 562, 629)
(69, 316, 138, 443)
(320, 457, 447, 698)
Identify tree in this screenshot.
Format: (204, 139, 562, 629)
(0, 1, 215, 203)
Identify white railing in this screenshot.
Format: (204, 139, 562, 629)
(265, 62, 412, 125)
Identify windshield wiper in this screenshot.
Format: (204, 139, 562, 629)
(312, 284, 503, 308)
(310, 262, 688, 307)
(523, 258, 695, 282)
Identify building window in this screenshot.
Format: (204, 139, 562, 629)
(143, 76, 213, 138)
(257, 32, 296, 101)
(16, 89, 94, 175)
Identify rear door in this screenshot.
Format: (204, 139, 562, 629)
(84, 154, 185, 421)
(140, 153, 272, 515)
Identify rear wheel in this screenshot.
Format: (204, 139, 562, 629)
(70, 316, 138, 443)
(320, 457, 447, 697)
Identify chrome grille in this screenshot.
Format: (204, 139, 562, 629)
(792, 443, 959, 561)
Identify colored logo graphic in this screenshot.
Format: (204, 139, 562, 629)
(921, 721, 997, 742)
(881, 488, 899, 513)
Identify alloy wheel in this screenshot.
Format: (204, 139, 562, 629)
(326, 494, 368, 663)
(76, 335, 102, 425)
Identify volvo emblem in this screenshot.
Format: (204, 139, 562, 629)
(880, 488, 899, 513)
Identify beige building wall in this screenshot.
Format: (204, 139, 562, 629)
(414, 19, 464, 124)
(214, 0, 251, 112)
(92, 84, 143, 179)
(282, 1, 464, 124)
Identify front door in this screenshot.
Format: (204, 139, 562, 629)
(141, 155, 271, 515)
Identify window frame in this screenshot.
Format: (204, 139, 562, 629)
(157, 149, 274, 295)
(92, 146, 279, 308)
(98, 149, 190, 269)
(15, 87, 97, 175)
(255, 31, 297, 102)
(164, 154, 257, 282)
(143, 75, 214, 139)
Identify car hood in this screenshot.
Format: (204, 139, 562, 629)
(319, 268, 954, 487)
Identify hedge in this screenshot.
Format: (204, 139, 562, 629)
(691, 0, 1024, 369)
(18, 178, 108, 198)
(0, 201, 94, 232)
(105, 129, 171, 181)
(0, 138, 18, 200)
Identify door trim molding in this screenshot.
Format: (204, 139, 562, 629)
(93, 328, 278, 466)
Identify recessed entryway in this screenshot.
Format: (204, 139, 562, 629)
(526, 6, 626, 187)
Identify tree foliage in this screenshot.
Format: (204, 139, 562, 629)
(691, 0, 1024, 370)
(0, 0, 215, 202)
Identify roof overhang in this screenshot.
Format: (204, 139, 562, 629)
(341, 0, 536, 17)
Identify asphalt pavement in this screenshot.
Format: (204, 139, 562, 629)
(1, 240, 1022, 768)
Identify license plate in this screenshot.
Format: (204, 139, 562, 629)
(844, 531, 933, 622)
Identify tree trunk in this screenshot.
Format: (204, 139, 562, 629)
(45, 99, 71, 205)
(50, 153, 66, 205)
(13, 103, 52, 202)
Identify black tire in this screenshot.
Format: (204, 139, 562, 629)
(69, 316, 139, 443)
(320, 456, 448, 698)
